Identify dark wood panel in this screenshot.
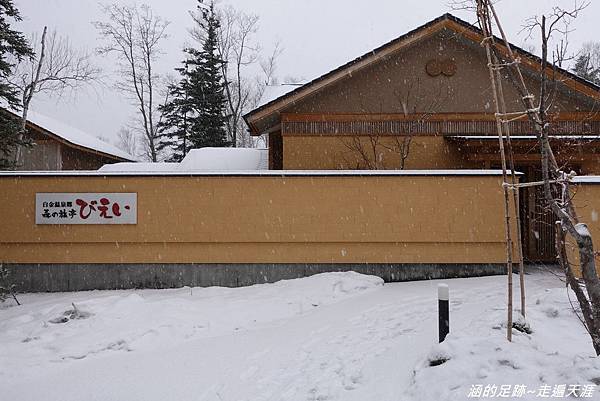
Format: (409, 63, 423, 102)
(282, 118, 600, 137)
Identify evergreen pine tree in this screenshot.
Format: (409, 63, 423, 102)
(158, 1, 230, 156)
(157, 59, 193, 162)
(188, 1, 230, 148)
(573, 53, 600, 85)
(0, 0, 33, 169)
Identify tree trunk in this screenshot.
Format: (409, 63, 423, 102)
(14, 26, 48, 168)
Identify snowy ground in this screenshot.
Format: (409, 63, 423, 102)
(1, 269, 599, 401)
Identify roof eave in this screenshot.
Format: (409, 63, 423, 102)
(244, 13, 600, 135)
(244, 14, 454, 134)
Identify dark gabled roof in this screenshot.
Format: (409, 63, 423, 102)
(244, 13, 600, 135)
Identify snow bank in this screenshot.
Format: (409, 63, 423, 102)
(404, 286, 600, 401)
(0, 272, 382, 383)
(2, 270, 597, 401)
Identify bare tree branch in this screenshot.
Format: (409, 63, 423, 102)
(94, 3, 169, 161)
(339, 79, 448, 170)
(11, 27, 99, 166)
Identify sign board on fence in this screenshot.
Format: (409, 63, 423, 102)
(36, 193, 137, 225)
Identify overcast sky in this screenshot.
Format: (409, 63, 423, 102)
(14, 0, 599, 147)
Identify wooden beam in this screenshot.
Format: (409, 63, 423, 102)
(466, 153, 592, 162)
(282, 112, 600, 123)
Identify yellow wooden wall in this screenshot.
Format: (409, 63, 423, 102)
(569, 182, 600, 275)
(0, 174, 516, 264)
(282, 135, 476, 170)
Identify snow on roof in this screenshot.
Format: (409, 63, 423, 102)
(24, 109, 135, 161)
(98, 147, 269, 172)
(180, 148, 268, 171)
(257, 84, 304, 108)
(0, 169, 521, 177)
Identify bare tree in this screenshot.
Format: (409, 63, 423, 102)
(11, 27, 99, 166)
(340, 79, 448, 169)
(259, 43, 283, 89)
(94, 3, 169, 162)
(243, 43, 284, 148)
(115, 127, 137, 156)
(476, 0, 600, 354)
(341, 133, 386, 170)
(217, 5, 257, 148)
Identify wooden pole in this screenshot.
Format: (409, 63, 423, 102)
(476, 1, 515, 341)
(492, 52, 526, 318)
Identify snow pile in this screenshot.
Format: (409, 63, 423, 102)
(98, 162, 178, 172)
(2, 269, 598, 401)
(98, 147, 269, 172)
(0, 272, 382, 387)
(179, 147, 268, 171)
(404, 286, 600, 401)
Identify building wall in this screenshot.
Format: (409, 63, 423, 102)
(282, 30, 595, 118)
(266, 30, 599, 172)
(60, 146, 118, 170)
(21, 140, 62, 170)
(282, 135, 479, 170)
(0, 174, 517, 265)
(569, 182, 600, 275)
(19, 141, 122, 171)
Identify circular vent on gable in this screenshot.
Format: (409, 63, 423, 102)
(426, 59, 457, 77)
(426, 59, 442, 77)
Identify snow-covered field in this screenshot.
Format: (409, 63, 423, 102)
(1, 269, 599, 401)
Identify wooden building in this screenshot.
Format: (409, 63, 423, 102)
(2, 13, 600, 292)
(244, 13, 600, 264)
(1, 108, 134, 170)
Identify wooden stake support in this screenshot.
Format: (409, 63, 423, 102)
(476, 1, 528, 341)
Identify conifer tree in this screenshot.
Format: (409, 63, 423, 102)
(157, 60, 193, 162)
(0, 0, 33, 169)
(573, 53, 600, 85)
(158, 1, 230, 156)
(188, 0, 230, 149)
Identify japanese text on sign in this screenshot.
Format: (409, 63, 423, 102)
(36, 193, 137, 225)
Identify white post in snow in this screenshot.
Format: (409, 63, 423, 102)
(438, 283, 449, 343)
